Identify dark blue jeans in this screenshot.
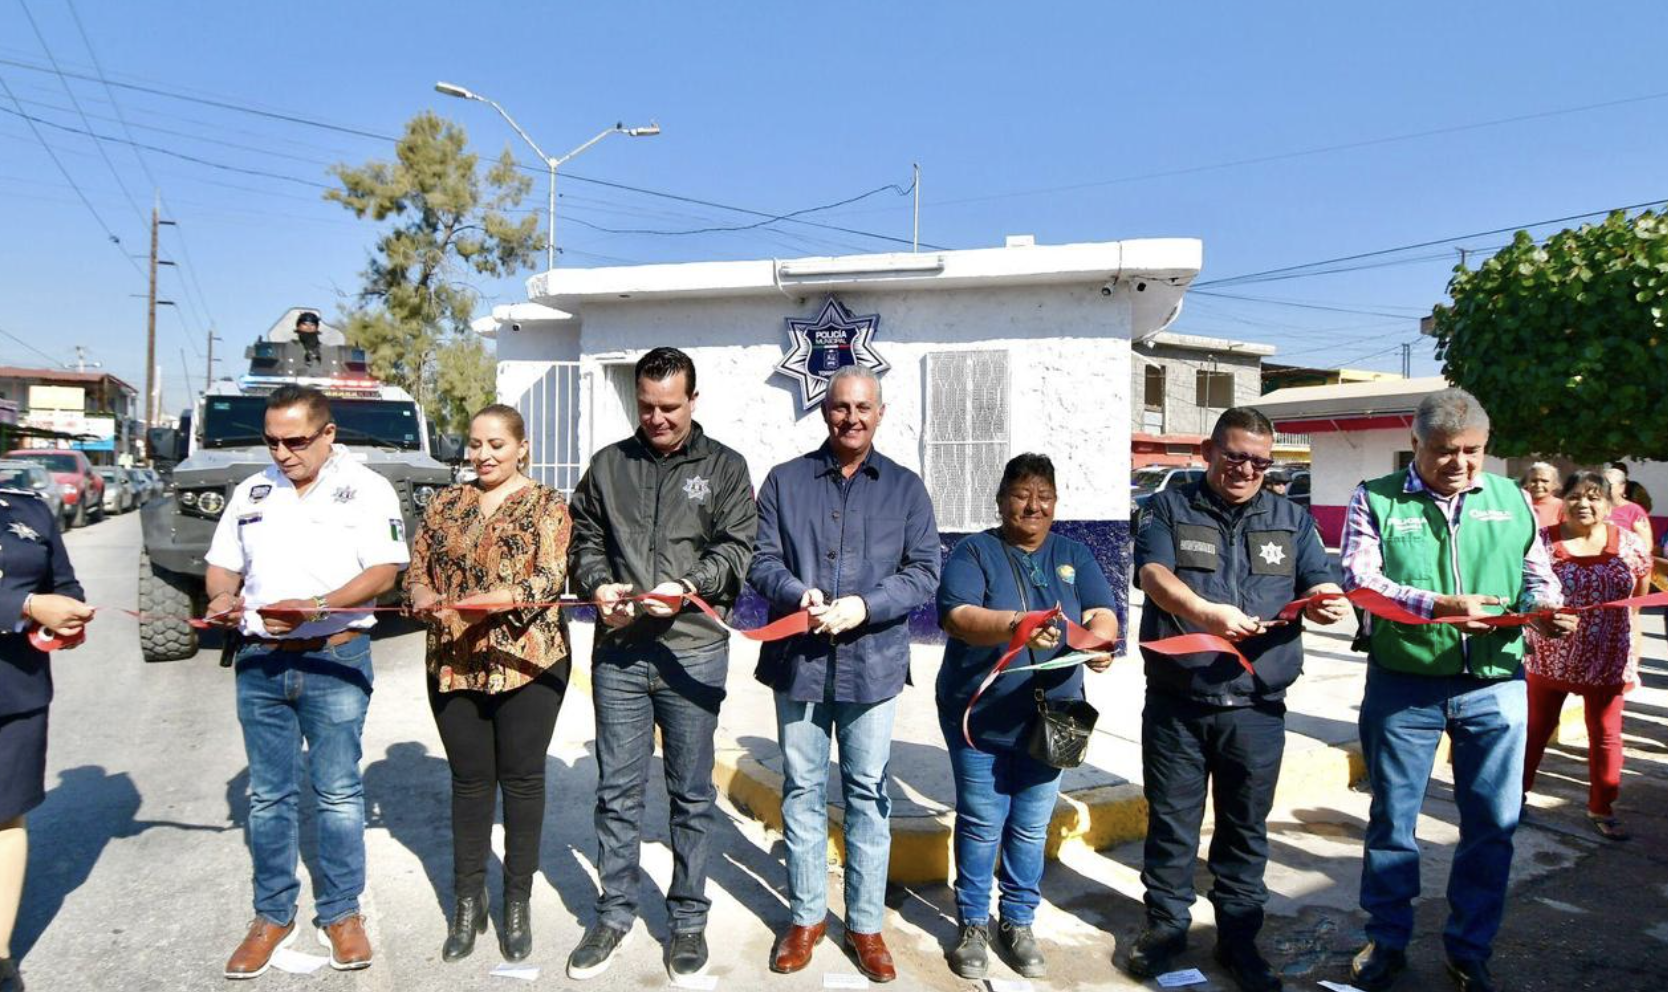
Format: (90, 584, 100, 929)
(939, 713, 1063, 926)
(1358, 665, 1526, 963)
(1140, 692, 1286, 940)
(234, 637, 373, 928)
(591, 641, 727, 934)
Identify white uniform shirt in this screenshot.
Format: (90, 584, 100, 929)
(205, 445, 410, 639)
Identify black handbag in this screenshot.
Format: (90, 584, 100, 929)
(1000, 546, 1100, 769)
(1026, 688, 1099, 770)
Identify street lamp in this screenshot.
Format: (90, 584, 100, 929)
(434, 81, 659, 270)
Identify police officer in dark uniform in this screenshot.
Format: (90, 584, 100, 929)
(0, 482, 92, 992)
(294, 312, 323, 365)
(1126, 407, 1347, 992)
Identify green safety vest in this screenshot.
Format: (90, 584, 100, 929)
(1361, 470, 1535, 678)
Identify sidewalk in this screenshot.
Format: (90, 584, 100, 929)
(570, 593, 1606, 885)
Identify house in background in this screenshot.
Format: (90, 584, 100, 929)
(1256, 375, 1668, 545)
(481, 235, 1202, 638)
(0, 367, 140, 463)
(1129, 331, 1274, 467)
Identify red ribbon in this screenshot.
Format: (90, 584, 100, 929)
(960, 609, 1120, 750)
(1141, 587, 1668, 672)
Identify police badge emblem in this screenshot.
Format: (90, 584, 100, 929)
(773, 296, 890, 412)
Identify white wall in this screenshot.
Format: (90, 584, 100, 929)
(1310, 427, 1511, 509)
(568, 283, 1135, 524)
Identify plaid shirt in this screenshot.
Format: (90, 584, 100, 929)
(1340, 467, 1562, 623)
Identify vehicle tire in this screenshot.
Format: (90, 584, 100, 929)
(138, 551, 199, 662)
(93, 497, 107, 522)
(71, 500, 86, 529)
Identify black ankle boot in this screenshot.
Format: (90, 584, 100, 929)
(442, 889, 488, 962)
(0, 956, 23, 992)
(501, 897, 533, 962)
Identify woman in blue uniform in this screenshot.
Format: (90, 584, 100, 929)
(0, 486, 92, 992)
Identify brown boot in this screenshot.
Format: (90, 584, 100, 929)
(224, 918, 297, 979)
(317, 914, 373, 971)
(844, 930, 897, 983)
(771, 922, 827, 974)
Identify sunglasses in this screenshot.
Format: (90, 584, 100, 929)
(1219, 449, 1275, 473)
(263, 426, 329, 452)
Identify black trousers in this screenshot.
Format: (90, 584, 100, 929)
(428, 671, 566, 901)
(1140, 691, 1286, 940)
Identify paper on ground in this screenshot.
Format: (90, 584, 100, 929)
(1156, 968, 1209, 988)
(824, 974, 871, 990)
(671, 974, 718, 991)
(1318, 983, 1367, 992)
(269, 947, 328, 975)
(988, 979, 1035, 992)
(490, 962, 540, 981)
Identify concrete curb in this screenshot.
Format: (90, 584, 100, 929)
(709, 699, 1589, 886)
(571, 655, 1589, 886)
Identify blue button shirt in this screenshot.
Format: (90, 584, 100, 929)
(936, 529, 1117, 749)
(748, 444, 940, 704)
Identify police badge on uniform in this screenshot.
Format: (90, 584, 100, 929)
(6, 521, 40, 542)
(332, 485, 356, 504)
(682, 475, 710, 504)
(249, 484, 272, 503)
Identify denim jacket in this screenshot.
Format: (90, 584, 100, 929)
(748, 444, 940, 703)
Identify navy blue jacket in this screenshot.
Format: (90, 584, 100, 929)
(1134, 480, 1335, 706)
(0, 489, 84, 717)
(748, 444, 939, 703)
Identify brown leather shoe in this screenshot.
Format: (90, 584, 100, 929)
(844, 930, 897, 983)
(317, 914, 373, 971)
(224, 918, 297, 979)
(771, 922, 827, 974)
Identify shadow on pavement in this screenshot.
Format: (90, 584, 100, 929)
(17, 764, 228, 960)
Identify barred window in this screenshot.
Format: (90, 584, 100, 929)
(923, 350, 1010, 532)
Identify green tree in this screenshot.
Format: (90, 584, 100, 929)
(1432, 209, 1668, 462)
(326, 111, 540, 432)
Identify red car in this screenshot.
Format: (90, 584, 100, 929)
(5, 448, 106, 528)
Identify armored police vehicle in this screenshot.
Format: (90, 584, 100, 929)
(139, 308, 457, 662)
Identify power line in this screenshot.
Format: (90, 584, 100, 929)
(64, 0, 158, 188)
(0, 323, 67, 367)
(0, 72, 142, 275)
(1190, 290, 1418, 320)
(1198, 197, 1668, 289)
(15, 0, 144, 222)
(0, 53, 942, 251)
(570, 178, 917, 237)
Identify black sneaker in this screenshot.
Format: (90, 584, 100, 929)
(947, 922, 989, 979)
(667, 931, 708, 979)
(996, 918, 1046, 979)
(1125, 925, 1188, 978)
(1215, 940, 1282, 992)
(566, 923, 630, 981)
(1350, 941, 1407, 992)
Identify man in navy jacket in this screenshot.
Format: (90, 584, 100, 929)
(748, 365, 939, 983)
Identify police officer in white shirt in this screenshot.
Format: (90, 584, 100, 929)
(205, 385, 408, 980)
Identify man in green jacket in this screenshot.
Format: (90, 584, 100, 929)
(1339, 388, 1574, 992)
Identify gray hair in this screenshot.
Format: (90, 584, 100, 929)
(822, 364, 883, 408)
(1520, 461, 1556, 485)
(1413, 388, 1490, 443)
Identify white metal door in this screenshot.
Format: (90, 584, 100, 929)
(499, 360, 582, 494)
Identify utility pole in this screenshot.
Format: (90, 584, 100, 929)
(146, 194, 158, 433)
(912, 162, 920, 253)
(205, 327, 220, 386)
(1400, 341, 1412, 378)
(179, 348, 195, 399)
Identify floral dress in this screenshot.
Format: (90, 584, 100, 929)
(1525, 524, 1650, 693)
(407, 482, 571, 693)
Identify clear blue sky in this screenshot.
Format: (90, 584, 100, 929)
(3, 1, 1666, 414)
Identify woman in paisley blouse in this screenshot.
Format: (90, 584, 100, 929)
(1523, 470, 1652, 841)
(408, 404, 572, 962)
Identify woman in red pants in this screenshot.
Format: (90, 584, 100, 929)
(1523, 470, 1652, 840)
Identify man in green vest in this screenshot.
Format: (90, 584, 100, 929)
(1339, 388, 1573, 992)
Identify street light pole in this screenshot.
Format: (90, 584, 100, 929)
(434, 82, 659, 270)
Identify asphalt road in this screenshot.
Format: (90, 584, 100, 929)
(14, 512, 1668, 991)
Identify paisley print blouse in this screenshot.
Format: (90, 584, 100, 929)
(1525, 524, 1650, 691)
(408, 482, 571, 693)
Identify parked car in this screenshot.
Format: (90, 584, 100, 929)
(96, 467, 136, 515)
(125, 467, 157, 505)
(140, 467, 166, 500)
(5, 448, 104, 527)
(1283, 469, 1312, 509)
(1132, 464, 1207, 525)
(0, 460, 66, 525)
